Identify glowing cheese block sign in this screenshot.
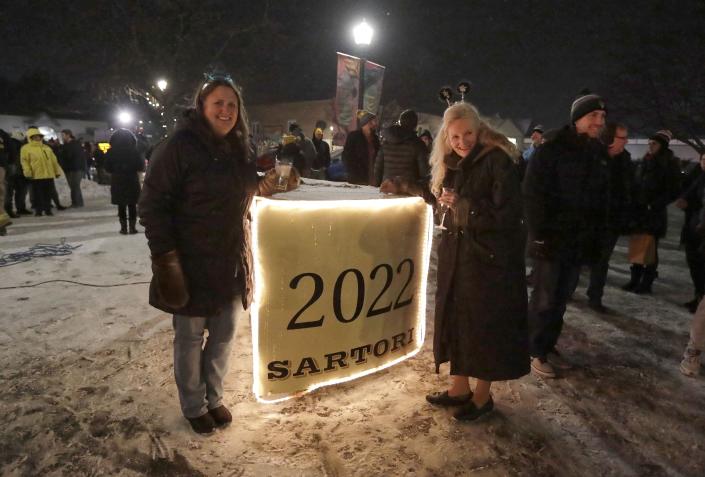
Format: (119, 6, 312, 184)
(251, 196, 433, 402)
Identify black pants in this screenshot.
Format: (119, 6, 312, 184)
(32, 179, 54, 213)
(587, 231, 620, 301)
(5, 174, 28, 211)
(528, 259, 581, 358)
(685, 237, 705, 297)
(118, 204, 137, 223)
(50, 181, 63, 207)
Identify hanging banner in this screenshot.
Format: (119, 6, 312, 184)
(363, 59, 385, 118)
(251, 196, 433, 402)
(332, 53, 385, 146)
(333, 52, 361, 146)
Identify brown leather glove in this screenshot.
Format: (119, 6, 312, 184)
(151, 250, 189, 309)
(257, 167, 302, 196)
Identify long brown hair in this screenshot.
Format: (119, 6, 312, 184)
(192, 76, 251, 159)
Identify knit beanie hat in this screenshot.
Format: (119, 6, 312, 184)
(399, 109, 418, 131)
(649, 129, 672, 148)
(357, 110, 376, 127)
(570, 90, 607, 123)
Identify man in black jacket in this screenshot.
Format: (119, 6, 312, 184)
(60, 129, 85, 207)
(342, 110, 379, 185)
(373, 109, 429, 194)
(580, 122, 633, 312)
(523, 91, 610, 378)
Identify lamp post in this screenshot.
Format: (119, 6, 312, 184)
(352, 20, 373, 123)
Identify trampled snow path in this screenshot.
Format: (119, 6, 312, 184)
(1, 178, 704, 476)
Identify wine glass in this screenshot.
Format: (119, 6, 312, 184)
(435, 187, 455, 231)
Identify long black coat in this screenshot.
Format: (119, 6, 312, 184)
(105, 147, 144, 205)
(138, 111, 259, 316)
(342, 129, 380, 185)
(679, 169, 704, 245)
(523, 126, 610, 265)
(434, 145, 529, 381)
(630, 149, 681, 238)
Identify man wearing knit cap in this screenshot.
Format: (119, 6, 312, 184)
(622, 128, 682, 294)
(523, 90, 610, 378)
(342, 109, 380, 185)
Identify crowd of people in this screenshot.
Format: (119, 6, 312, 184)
(338, 91, 704, 421)
(2, 81, 704, 431)
(0, 126, 153, 236)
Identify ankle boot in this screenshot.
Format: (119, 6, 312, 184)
(621, 264, 644, 291)
(635, 265, 657, 294)
(128, 217, 138, 234)
(119, 218, 128, 235)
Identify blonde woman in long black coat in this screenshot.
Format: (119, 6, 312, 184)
(426, 102, 529, 421)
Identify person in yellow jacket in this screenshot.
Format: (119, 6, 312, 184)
(20, 128, 64, 216)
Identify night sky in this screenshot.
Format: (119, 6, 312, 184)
(2, 0, 702, 130)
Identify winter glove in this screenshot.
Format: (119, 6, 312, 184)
(151, 250, 189, 309)
(257, 167, 301, 196)
(379, 177, 426, 197)
(528, 239, 553, 261)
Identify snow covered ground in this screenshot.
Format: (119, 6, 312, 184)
(1, 177, 704, 476)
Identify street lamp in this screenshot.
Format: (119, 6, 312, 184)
(353, 19, 373, 46)
(117, 110, 133, 126)
(156, 78, 168, 92)
(352, 20, 374, 123)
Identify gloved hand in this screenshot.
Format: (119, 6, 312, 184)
(151, 250, 189, 309)
(528, 239, 553, 260)
(257, 167, 301, 196)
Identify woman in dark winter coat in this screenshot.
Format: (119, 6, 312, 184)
(104, 129, 145, 234)
(138, 74, 298, 434)
(622, 130, 681, 294)
(426, 102, 529, 422)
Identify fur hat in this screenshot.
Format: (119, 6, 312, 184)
(650, 129, 672, 148)
(357, 110, 376, 128)
(570, 90, 607, 123)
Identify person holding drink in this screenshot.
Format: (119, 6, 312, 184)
(139, 73, 299, 434)
(426, 102, 529, 421)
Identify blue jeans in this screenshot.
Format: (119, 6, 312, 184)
(528, 259, 580, 358)
(172, 299, 243, 418)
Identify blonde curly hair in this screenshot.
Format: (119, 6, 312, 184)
(429, 102, 518, 196)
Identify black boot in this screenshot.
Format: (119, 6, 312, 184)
(635, 265, 657, 294)
(621, 264, 644, 292)
(119, 218, 128, 235)
(128, 217, 138, 234)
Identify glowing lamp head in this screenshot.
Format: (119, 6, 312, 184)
(117, 111, 133, 125)
(353, 20, 373, 46)
(156, 79, 168, 91)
